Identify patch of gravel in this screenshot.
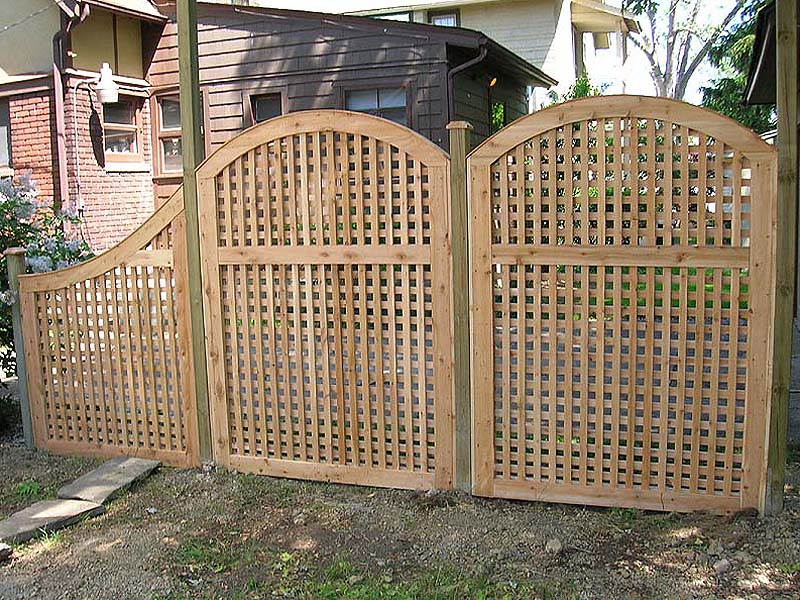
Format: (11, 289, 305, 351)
(0, 448, 798, 599)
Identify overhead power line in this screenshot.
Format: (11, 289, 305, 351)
(0, 1, 61, 37)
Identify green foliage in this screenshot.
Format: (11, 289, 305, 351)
(304, 561, 568, 600)
(701, 0, 775, 132)
(491, 102, 506, 134)
(610, 507, 639, 527)
(546, 73, 604, 106)
(14, 480, 43, 501)
(0, 173, 92, 378)
(175, 538, 244, 574)
(778, 562, 800, 574)
(37, 528, 65, 550)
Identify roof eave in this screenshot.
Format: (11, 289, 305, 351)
(744, 2, 777, 105)
(81, 0, 168, 23)
(482, 38, 558, 88)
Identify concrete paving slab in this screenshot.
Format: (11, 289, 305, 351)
(58, 457, 161, 504)
(0, 500, 104, 544)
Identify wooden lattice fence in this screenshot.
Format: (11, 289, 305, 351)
(196, 111, 454, 489)
(13, 101, 782, 512)
(18, 192, 199, 467)
(468, 96, 777, 511)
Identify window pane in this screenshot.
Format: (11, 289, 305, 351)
(105, 129, 137, 154)
(103, 101, 135, 125)
(375, 12, 410, 21)
(160, 98, 181, 130)
(162, 138, 182, 172)
(252, 94, 282, 123)
(0, 100, 9, 167)
(378, 88, 406, 109)
(431, 14, 457, 27)
(345, 89, 378, 111)
(380, 107, 407, 126)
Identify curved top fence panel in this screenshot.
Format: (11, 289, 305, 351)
(17, 190, 199, 467)
(468, 95, 775, 252)
(468, 95, 777, 512)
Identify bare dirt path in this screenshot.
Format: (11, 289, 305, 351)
(1, 441, 798, 599)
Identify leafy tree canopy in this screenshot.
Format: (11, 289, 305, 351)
(622, 0, 748, 100)
(700, 0, 776, 132)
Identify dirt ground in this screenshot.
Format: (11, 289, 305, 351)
(1, 433, 799, 599)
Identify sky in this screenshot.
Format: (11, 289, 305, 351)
(238, 0, 740, 104)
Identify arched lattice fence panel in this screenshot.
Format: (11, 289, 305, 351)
(468, 96, 777, 512)
(197, 110, 453, 490)
(19, 191, 199, 467)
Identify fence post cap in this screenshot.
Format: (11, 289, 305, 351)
(446, 121, 473, 131)
(3, 247, 26, 258)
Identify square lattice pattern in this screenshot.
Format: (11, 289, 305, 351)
(486, 117, 753, 499)
(213, 130, 442, 475)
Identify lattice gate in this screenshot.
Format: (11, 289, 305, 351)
(468, 96, 777, 512)
(197, 110, 454, 490)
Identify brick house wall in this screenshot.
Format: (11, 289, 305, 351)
(8, 90, 60, 204)
(63, 81, 155, 251)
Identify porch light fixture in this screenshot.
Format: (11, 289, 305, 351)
(96, 63, 120, 105)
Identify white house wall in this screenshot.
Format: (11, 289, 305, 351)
(0, 0, 61, 79)
(457, 0, 575, 106)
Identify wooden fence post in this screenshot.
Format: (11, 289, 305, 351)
(5, 248, 33, 449)
(447, 121, 473, 491)
(177, 0, 212, 462)
(765, 0, 798, 514)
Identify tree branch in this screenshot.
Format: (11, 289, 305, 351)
(629, 33, 667, 95)
(674, 0, 746, 98)
(664, 0, 679, 89)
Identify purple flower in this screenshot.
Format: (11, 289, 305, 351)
(26, 255, 53, 273)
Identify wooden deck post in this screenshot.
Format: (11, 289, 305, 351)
(5, 248, 33, 449)
(447, 121, 473, 491)
(765, 0, 798, 514)
(177, 0, 212, 462)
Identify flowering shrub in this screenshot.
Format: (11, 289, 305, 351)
(0, 172, 92, 383)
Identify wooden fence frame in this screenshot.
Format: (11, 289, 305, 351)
(467, 96, 779, 512)
(194, 110, 456, 490)
(16, 191, 200, 467)
(8, 99, 789, 513)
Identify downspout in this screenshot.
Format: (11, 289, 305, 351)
(446, 40, 488, 122)
(52, 2, 87, 210)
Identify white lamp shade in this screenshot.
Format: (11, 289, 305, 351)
(96, 62, 120, 104)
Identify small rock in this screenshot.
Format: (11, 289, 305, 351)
(347, 575, 364, 585)
(733, 550, 754, 564)
(713, 558, 732, 575)
(707, 539, 724, 556)
(545, 538, 563, 554)
(376, 559, 387, 567)
(146, 507, 159, 515)
(0, 543, 11, 562)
